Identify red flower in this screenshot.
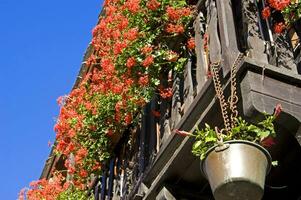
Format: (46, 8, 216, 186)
(274, 103, 282, 118)
(138, 75, 149, 86)
(107, 129, 113, 137)
(166, 24, 184, 34)
(268, 0, 290, 11)
(79, 169, 88, 178)
(151, 109, 161, 117)
(124, 0, 140, 13)
(125, 113, 132, 125)
(126, 57, 136, 68)
(159, 87, 173, 99)
(146, 0, 161, 10)
(141, 45, 153, 54)
(166, 6, 191, 21)
(261, 136, 276, 147)
(261, 7, 271, 20)
(187, 37, 195, 49)
(273, 22, 286, 34)
(125, 28, 139, 41)
(142, 55, 154, 67)
(174, 129, 193, 137)
(67, 166, 76, 174)
(166, 6, 180, 21)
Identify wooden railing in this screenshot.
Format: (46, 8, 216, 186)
(90, 0, 301, 199)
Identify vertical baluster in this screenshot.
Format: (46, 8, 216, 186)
(194, 11, 209, 92)
(171, 73, 182, 130)
(101, 169, 107, 200)
(94, 180, 100, 200)
(107, 158, 115, 199)
(113, 157, 121, 199)
(140, 107, 149, 170)
(215, 0, 240, 75)
(183, 58, 194, 113)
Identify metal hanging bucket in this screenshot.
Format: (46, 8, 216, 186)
(201, 140, 271, 200)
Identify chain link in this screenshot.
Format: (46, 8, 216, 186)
(210, 53, 244, 137)
(228, 53, 244, 128)
(210, 62, 231, 133)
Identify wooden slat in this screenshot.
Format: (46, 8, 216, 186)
(183, 58, 194, 112)
(194, 12, 209, 92)
(101, 170, 107, 200)
(107, 159, 115, 199)
(215, 0, 240, 75)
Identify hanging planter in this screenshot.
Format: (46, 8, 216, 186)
(201, 140, 271, 200)
(175, 53, 282, 199)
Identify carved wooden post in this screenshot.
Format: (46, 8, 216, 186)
(100, 169, 107, 200)
(238, 0, 269, 64)
(183, 58, 194, 112)
(207, 0, 222, 64)
(273, 34, 298, 73)
(215, 0, 240, 74)
(108, 158, 115, 199)
(170, 74, 182, 130)
(194, 11, 208, 92)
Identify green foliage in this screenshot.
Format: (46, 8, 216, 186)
(192, 115, 276, 160)
(57, 187, 94, 200)
(282, 3, 301, 26)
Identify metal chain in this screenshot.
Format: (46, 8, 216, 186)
(210, 62, 231, 133)
(210, 53, 244, 136)
(228, 53, 244, 128)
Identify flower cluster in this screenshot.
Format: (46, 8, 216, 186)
(18, 173, 66, 200)
(262, 0, 301, 34)
(20, 0, 195, 199)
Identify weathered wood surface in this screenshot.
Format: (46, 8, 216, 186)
(239, 0, 269, 64)
(215, 0, 240, 75)
(170, 74, 182, 130)
(183, 58, 194, 112)
(273, 34, 297, 73)
(194, 12, 208, 92)
(207, 0, 221, 64)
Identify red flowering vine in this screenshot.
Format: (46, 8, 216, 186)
(21, 0, 195, 198)
(261, 0, 301, 34)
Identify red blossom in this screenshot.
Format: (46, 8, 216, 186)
(166, 24, 184, 34)
(124, 113, 133, 125)
(138, 75, 149, 86)
(261, 136, 276, 147)
(126, 57, 136, 68)
(124, 0, 141, 13)
(79, 169, 88, 178)
(187, 37, 195, 49)
(125, 28, 139, 41)
(141, 45, 153, 54)
(261, 7, 271, 20)
(273, 22, 286, 34)
(267, 0, 290, 11)
(174, 129, 193, 137)
(146, 0, 161, 10)
(107, 129, 113, 137)
(142, 55, 154, 67)
(159, 87, 173, 99)
(274, 103, 282, 118)
(166, 6, 191, 21)
(151, 109, 161, 117)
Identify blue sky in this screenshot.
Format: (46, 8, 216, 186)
(0, 0, 102, 199)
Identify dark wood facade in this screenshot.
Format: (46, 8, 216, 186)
(41, 0, 301, 199)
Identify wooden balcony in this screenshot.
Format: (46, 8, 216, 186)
(41, 0, 301, 199)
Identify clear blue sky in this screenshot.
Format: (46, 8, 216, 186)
(0, 0, 103, 199)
